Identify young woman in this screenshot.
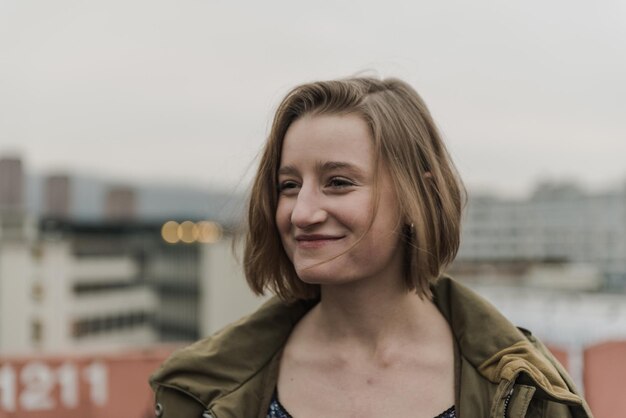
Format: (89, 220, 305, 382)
(150, 77, 593, 418)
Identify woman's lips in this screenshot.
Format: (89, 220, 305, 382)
(295, 234, 344, 249)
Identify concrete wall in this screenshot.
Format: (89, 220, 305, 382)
(199, 239, 269, 336)
(0, 241, 32, 353)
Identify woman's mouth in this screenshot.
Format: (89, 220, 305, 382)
(295, 234, 344, 249)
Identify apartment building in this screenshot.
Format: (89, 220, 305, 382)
(457, 182, 626, 289)
(0, 213, 264, 353)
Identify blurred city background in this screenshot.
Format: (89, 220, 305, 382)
(1, 1, 625, 417)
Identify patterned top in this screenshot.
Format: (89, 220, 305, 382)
(266, 393, 456, 418)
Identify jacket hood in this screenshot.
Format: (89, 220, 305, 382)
(150, 277, 591, 416)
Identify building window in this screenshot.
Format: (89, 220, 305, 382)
(72, 311, 152, 339)
(31, 282, 44, 302)
(31, 319, 43, 344)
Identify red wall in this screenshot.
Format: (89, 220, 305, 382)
(0, 341, 623, 418)
(584, 341, 626, 418)
(0, 347, 176, 418)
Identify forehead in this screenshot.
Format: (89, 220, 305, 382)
(280, 113, 374, 169)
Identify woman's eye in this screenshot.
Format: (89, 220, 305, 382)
(327, 177, 354, 188)
(278, 181, 299, 193)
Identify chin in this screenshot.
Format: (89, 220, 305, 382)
(295, 265, 355, 286)
(295, 269, 333, 285)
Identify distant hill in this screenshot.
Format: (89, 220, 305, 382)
(25, 173, 245, 225)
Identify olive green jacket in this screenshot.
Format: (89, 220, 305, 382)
(149, 277, 594, 418)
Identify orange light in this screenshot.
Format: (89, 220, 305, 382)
(177, 221, 199, 243)
(197, 221, 223, 243)
(161, 221, 179, 244)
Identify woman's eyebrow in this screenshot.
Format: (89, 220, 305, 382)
(277, 161, 363, 176)
(317, 161, 362, 174)
(277, 165, 298, 176)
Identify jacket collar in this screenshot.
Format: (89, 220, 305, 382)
(150, 277, 590, 416)
(433, 277, 591, 417)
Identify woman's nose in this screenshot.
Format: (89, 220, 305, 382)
(290, 186, 327, 228)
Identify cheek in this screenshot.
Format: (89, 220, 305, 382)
(275, 202, 296, 262)
(275, 200, 292, 236)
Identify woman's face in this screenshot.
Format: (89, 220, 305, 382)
(275, 113, 405, 287)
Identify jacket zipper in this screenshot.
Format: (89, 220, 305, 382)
(503, 387, 514, 418)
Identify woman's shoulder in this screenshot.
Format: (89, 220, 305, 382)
(434, 276, 593, 417)
(148, 297, 315, 416)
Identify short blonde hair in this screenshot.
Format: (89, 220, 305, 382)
(244, 77, 465, 301)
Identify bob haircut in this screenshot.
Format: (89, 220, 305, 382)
(244, 77, 465, 301)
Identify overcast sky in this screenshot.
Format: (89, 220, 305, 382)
(1, 0, 624, 197)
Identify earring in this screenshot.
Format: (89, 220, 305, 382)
(404, 223, 415, 240)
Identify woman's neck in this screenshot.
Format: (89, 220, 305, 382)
(311, 276, 441, 356)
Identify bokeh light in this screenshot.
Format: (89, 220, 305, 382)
(161, 220, 223, 244)
(197, 221, 223, 243)
(161, 221, 179, 244)
(177, 221, 199, 244)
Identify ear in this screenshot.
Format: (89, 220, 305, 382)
(424, 171, 433, 179)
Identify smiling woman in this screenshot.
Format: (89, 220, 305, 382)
(275, 113, 404, 287)
(149, 77, 593, 418)
(246, 78, 465, 303)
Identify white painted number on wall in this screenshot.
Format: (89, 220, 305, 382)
(0, 365, 16, 412)
(20, 362, 55, 410)
(0, 362, 108, 411)
(83, 362, 108, 407)
(58, 363, 79, 408)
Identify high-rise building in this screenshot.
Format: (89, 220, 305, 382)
(0, 157, 24, 211)
(44, 174, 72, 219)
(105, 186, 136, 221)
